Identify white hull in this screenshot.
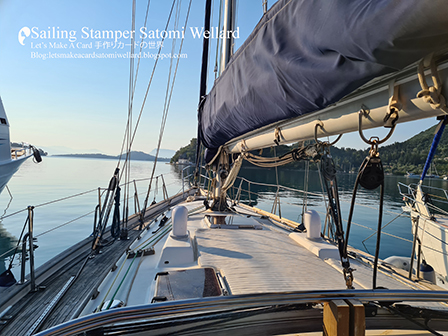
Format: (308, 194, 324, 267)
(411, 211, 448, 287)
(0, 97, 37, 195)
(0, 155, 32, 194)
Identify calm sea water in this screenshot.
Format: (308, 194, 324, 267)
(0, 157, 185, 278)
(1, 156, 447, 279)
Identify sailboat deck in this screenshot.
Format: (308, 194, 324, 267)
(0, 220, 143, 336)
(197, 229, 347, 293)
(1, 196, 446, 336)
(193, 204, 427, 294)
(0, 190, 195, 336)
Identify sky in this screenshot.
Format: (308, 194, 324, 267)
(0, 0, 440, 155)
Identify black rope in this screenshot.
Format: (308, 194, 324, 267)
(382, 304, 444, 336)
(92, 168, 120, 251)
(320, 153, 353, 288)
(345, 148, 384, 289)
(111, 186, 121, 239)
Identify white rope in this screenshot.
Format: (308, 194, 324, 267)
(417, 54, 448, 114)
(222, 154, 243, 192)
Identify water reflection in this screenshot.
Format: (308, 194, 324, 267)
(0, 157, 189, 278)
(0, 222, 18, 275)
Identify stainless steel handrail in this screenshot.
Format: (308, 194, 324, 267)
(398, 181, 448, 216)
(35, 289, 448, 336)
(181, 165, 193, 196)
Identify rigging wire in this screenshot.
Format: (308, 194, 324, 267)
(234, 0, 239, 55)
(99, 0, 178, 238)
(144, 0, 184, 204)
(116, 0, 177, 177)
(121, 0, 138, 236)
(142, 0, 193, 215)
(124, 1, 177, 155)
(116, 0, 152, 168)
(316, 161, 331, 237)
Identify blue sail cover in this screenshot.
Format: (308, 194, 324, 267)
(199, 0, 448, 162)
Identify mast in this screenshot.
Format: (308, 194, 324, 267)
(211, 0, 236, 212)
(220, 0, 236, 74)
(199, 0, 212, 101)
(195, 0, 213, 183)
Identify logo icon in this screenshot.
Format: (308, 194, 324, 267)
(18, 27, 31, 45)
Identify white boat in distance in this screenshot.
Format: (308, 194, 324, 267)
(2, 0, 448, 335)
(0, 97, 41, 194)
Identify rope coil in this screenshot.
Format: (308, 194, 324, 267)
(417, 55, 448, 114)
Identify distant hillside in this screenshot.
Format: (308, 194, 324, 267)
(172, 126, 448, 175)
(374, 125, 448, 175)
(170, 139, 198, 164)
(149, 148, 176, 159)
(54, 151, 170, 162)
(40, 146, 103, 155)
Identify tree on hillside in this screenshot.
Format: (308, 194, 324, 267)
(170, 138, 197, 163)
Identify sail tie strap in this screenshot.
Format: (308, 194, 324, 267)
(206, 145, 224, 166)
(274, 127, 282, 145)
(417, 55, 448, 114)
(221, 154, 243, 193)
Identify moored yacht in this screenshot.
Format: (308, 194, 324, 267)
(0, 97, 41, 194)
